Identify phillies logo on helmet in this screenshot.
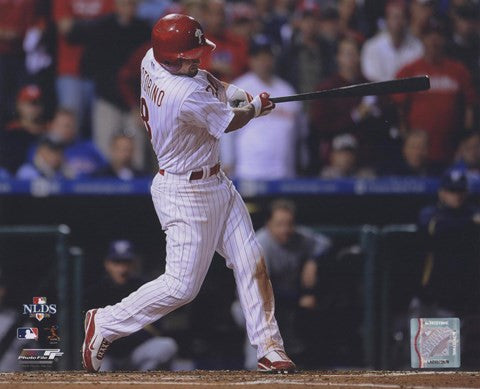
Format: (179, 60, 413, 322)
(22, 297, 57, 322)
(195, 28, 203, 44)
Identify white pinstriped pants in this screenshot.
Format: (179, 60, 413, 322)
(96, 170, 284, 359)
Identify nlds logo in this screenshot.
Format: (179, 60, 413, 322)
(23, 297, 57, 321)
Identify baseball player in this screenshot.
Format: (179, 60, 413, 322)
(82, 14, 296, 373)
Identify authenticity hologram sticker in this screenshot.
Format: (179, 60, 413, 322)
(410, 318, 460, 368)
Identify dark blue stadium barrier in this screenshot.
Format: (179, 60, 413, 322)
(0, 177, 459, 196)
(1, 176, 480, 197)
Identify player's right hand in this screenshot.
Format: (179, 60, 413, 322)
(250, 92, 275, 118)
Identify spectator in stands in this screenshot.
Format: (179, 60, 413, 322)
(409, 0, 436, 39)
(178, 0, 204, 23)
(44, 108, 106, 178)
(447, 3, 480, 93)
(117, 40, 158, 173)
(24, 6, 56, 119)
(449, 130, 480, 179)
(417, 170, 480, 317)
(253, 0, 292, 48)
(0, 85, 45, 174)
(311, 37, 380, 169)
(232, 199, 331, 369)
(361, 0, 423, 82)
(385, 130, 437, 176)
(257, 200, 331, 358)
(230, 3, 259, 42)
(317, 5, 342, 78)
(53, 0, 114, 136)
(136, 0, 172, 27)
(200, 0, 248, 82)
(96, 134, 146, 180)
(337, 0, 367, 41)
(118, 42, 150, 124)
(278, 5, 330, 95)
(220, 35, 301, 179)
(0, 0, 36, 126)
(16, 137, 71, 180)
(320, 133, 375, 179)
(394, 17, 477, 168)
(67, 0, 150, 169)
(84, 240, 178, 371)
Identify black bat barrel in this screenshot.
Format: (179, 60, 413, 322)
(269, 76, 430, 103)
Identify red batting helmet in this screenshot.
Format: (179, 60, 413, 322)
(152, 14, 216, 64)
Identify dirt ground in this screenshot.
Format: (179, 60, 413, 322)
(0, 370, 479, 389)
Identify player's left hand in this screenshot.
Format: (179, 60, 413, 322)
(226, 84, 253, 108)
(251, 92, 275, 117)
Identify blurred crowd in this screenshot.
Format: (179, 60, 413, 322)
(0, 0, 479, 180)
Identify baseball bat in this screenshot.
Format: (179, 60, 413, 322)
(269, 75, 430, 103)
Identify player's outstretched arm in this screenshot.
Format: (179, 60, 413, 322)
(225, 93, 275, 133)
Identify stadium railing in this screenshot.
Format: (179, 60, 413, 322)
(0, 176, 459, 196)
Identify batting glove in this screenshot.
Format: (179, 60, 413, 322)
(226, 84, 253, 108)
(250, 92, 275, 117)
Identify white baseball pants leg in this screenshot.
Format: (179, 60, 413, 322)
(95, 171, 284, 358)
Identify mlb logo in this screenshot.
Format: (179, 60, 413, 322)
(33, 297, 47, 305)
(17, 328, 38, 340)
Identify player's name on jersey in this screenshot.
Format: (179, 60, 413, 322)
(141, 66, 165, 106)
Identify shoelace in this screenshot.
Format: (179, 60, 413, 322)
(97, 340, 111, 360)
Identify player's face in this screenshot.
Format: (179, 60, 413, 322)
(17, 100, 43, 122)
(386, 4, 407, 36)
(462, 135, 480, 167)
(115, 0, 138, 21)
(268, 208, 295, 245)
(38, 146, 63, 170)
(439, 189, 467, 209)
(410, 2, 433, 26)
(178, 59, 201, 77)
(403, 133, 428, 169)
(423, 32, 445, 59)
(105, 259, 135, 285)
(249, 52, 274, 80)
(337, 40, 360, 74)
(331, 149, 356, 175)
(111, 137, 134, 166)
(50, 113, 77, 143)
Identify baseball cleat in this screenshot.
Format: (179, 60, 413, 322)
(82, 309, 111, 372)
(257, 350, 296, 374)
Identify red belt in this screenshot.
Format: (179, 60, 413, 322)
(159, 163, 220, 180)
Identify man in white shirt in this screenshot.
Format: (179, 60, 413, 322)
(221, 35, 302, 179)
(361, 0, 423, 81)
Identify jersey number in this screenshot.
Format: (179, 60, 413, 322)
(140, 97, 152, 139)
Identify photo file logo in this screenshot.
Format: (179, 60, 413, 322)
(18, 349, 64, 363)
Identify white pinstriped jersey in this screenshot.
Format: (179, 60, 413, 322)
(140, 48, 234, 174)
(96, 51, 286, 361)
